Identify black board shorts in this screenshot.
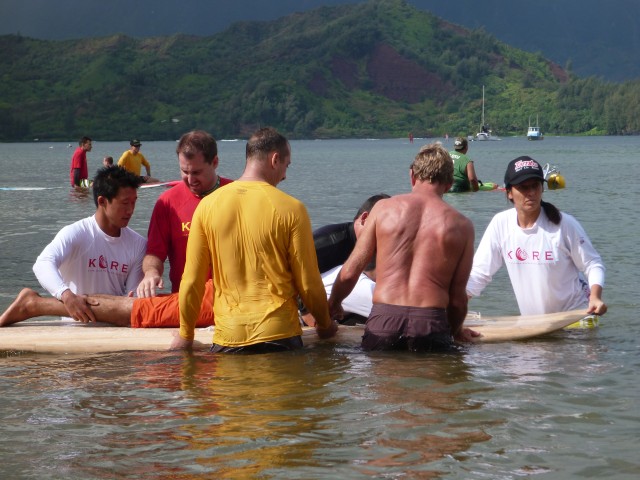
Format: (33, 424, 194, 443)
(362, 303, 453, 352)
(210, 335, 303, 354)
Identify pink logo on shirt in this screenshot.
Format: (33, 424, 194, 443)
(508, 248, 555, 262)
(88, 256, 129, 273)
(515, 247, 528, 261)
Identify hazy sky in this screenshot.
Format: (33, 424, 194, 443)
(0, 0, 359, 39)
(2, 0, 639, 81)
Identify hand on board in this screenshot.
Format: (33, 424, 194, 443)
(455, 327, 482, 343)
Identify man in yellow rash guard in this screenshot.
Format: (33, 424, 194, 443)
(171, 127, 337, 352)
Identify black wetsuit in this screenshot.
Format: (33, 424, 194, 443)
(313, 222, 357, 274)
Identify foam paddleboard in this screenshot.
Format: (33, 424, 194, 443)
(448, 182, 504, 193)
(0, 309, 589, 354)
(478, 182, 499, 191)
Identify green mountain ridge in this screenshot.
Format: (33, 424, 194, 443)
(1, 0, 638, 141)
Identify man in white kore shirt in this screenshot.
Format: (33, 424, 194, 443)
(33, 166, 146, 323)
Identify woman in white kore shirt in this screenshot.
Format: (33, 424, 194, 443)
(466, 156, 607, 316)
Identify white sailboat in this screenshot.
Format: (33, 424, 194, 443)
(471, 85, 501, 141)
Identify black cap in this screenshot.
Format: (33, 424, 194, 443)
(454, 137, 467, 151)
(504, 156, 545, 187)
(130, 139, 141, 147)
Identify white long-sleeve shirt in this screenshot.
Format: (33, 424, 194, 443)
(33, 215, 146, 299)
(467, 208, 605, 315)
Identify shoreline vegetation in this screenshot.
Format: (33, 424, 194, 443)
(1, 0, 638, 142)
(8, 131, 623, 145)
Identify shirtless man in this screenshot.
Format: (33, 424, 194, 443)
(328, 143, 478, 351)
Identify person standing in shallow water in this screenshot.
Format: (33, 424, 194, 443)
(117, 139, 153, 181)
(329, 143, 479, 352)
(448, 137, 479, 192)
(171, 127, 337, 353)
(69, 136, 92, 187)
(466, 155, 607, 316)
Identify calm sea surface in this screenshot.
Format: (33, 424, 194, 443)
(0, 137, 638, 479)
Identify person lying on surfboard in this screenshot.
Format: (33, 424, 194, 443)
(313, 193, 390, 274)
(329, 143, 480, 352)
(2, 189, 377, 331)
(298, 193, 390, 323)
(466, 156, 607, 317)
(300, 264, 376, 328)
(0, 281, 213, 328)
(0, 268, 370, 329)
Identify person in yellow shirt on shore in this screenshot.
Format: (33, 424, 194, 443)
(117, 139, 154, 181)
(171, 127, 337, 353)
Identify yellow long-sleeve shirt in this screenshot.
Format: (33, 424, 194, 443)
(178, 181, 331, 346)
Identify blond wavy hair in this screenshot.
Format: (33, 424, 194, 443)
(410, 143, 453, 184)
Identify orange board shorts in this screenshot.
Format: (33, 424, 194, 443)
(130, 280, 214, 328)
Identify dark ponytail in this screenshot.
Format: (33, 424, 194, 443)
(541, 200, 562, 225)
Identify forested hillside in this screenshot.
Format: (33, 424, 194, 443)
(1, 0, 638, 141)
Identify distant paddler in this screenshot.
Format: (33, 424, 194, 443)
(117, 139, 159, 183)
(448, 137, 480, 192)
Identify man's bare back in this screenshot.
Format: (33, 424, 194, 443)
(371, 189, 473, 310)
(328, 143, 475, 346)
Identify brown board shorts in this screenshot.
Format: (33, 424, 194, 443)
(362, 303, 453, 352)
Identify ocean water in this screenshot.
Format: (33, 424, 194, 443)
(0, 136, 638, 479)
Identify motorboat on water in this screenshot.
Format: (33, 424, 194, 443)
(527, 116, 544, 140)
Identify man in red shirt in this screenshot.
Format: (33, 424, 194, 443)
(136, 130, 232, 297)
(69, 136, 92, 187)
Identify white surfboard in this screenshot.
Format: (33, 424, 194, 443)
(0, 309, 590, 354)
(463, 308, 590, 343)
(0, 187, 61, 191)
(139, 180, 180, 189)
